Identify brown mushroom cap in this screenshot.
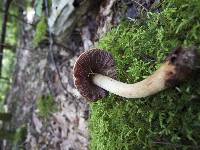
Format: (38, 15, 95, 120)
(73, 49, 117, 101)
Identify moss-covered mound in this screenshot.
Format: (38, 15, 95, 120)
(90, 0, 200, 149)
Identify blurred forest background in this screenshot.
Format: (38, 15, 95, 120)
(0, 0, 16, 108)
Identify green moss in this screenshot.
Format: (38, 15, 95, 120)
(13, 125, 27, 144)
(90, 0, 200, 149)
(33, 17, 47, 47)
(36, 95, 57, 118)
(0, 125, 27, 149)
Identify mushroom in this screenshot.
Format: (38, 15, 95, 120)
(73, 47, 199, 101)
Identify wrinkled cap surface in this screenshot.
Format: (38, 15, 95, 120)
(73, 49, 117, 101)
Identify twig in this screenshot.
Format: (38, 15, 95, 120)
(44, 0, 68, 93)
(131, 0, 148, 12)
(0, 42, 16, 52)
(44, 0, 85, 106)
(153, 141, 200, 149)
(0, 76, 11, 84)
(0, 0, 13, 77)
(153, 141, 181, 148)
(53, 41, 70, 51)
(0, 76, 10, 81)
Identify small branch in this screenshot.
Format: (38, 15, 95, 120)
(0, 0, 13, 76)
(131, 0, 148, 12)
(44, 0, 68, 93)
(152, 141, 181, 148)
(0, 112, 12, 122)
(0, 76, 11, 84)
(0, 77, 10, 81)
(0, 42, 16, 52)
(153, 141, 200, 149)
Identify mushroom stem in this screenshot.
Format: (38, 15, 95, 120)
(74, 47, 198, 101)
(93, 61, 175, 98)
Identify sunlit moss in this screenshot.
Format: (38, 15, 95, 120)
(0, 50, 15, 102)
(33, 17, 48, 47)
(36, 95, 57, 118)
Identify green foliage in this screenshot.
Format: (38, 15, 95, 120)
(33, 17, 47, 47)
(0, 1, 18, 110)
(0, 125, 27, 149)
(90, 0, 200, 149)
(0, 50, 15, 101)
(13, 125, 27, 144)
(37, 95, 57, 118)
(48, 0, 52, 8)
(8, 125, 28, 150)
